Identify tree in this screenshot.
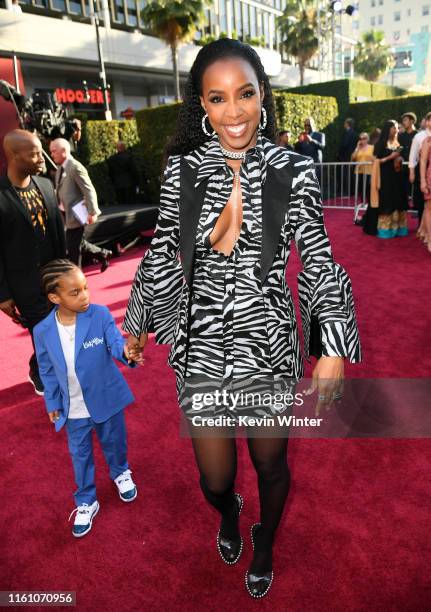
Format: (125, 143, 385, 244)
(277, 0, 319, 86)
(353, 30, 395, 82)
(141, 0, 209, 101)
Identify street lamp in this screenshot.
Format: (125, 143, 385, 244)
(329, 1, 357, 79)
(89, 0, 112, 121)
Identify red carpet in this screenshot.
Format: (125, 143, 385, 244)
(1, 210, 430, 611)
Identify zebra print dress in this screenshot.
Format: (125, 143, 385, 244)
(123, 132, 361, 418)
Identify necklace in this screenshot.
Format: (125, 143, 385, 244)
(220, 145, 246, 160)
(56, 311, 75, 342)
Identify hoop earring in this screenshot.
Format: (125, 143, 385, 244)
(201, 113, 215, 137)
(258, 106, 267, 132)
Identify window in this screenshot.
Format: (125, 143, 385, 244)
(421, 24, 429, 32)
(371, 0, 375, 6)
(407, 8, 411, 15)
(234, 0, 242, 37)
(242, 2, 249, 38)
(407, 28, 410, 35)
(250, 6, 257, 37)
(423, 6, 430, 16)
(378, 14, 383, 24)
(394, 11, 400, 20)
(393, 31, 400, 40)
(219, 0, 227, 32)
(371, 16, 376, 25)
(378, 0, 383, 5)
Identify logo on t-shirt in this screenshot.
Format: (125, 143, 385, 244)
(83, 337, 104, 349)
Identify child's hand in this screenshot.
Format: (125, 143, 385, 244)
(48, 410, 60, 423)
(124, 341, 144, 365)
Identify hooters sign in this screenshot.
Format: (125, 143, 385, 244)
(55, 88, 111, 105)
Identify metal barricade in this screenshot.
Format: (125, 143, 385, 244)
(315, 160, 413, 222)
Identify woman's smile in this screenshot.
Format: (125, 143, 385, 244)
(223, 122, 249, 138)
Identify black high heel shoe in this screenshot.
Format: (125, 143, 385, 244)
(245, 523, 274, 598)
(216, 493, 243, 565)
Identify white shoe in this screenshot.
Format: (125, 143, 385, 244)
(69, 500, 100, 537)
(114, 469, 137, 502)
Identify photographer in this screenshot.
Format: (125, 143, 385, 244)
(294, 117, 325, 183)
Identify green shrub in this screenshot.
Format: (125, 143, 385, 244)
(284, 78, 406, 119)
(134, 92, 339, 198)
(78, 119, 141, 205)
(348, 93, 431, 134)
(273, 91, 339, 161)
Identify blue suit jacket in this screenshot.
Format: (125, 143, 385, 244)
(34, 304, 135, 432)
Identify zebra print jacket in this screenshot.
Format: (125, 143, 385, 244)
(123, 134, 361, 385)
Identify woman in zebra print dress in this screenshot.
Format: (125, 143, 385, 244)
(123, 40, 361, 598)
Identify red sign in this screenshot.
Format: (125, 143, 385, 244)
(55, 88, 111, 105)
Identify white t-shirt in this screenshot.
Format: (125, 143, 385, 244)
(56, 316, 91, 419)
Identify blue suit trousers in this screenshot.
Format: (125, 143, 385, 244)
(65, 410, 129, 506)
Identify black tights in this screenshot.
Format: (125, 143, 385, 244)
(190, 425, 291, 573)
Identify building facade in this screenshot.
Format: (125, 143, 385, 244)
(357, 0, 431, 89)
(0, 0, 333, 119)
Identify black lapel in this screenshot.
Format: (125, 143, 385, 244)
(179, 157, 207, 287)
(260, 162, 294, 283)
(0, 175, 33, 227)
(32, 176, 56, 216)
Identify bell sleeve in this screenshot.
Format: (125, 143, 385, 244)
(122, 155, 183, 344)
(293, 158, 362, 362)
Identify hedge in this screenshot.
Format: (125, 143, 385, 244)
(348, 94, 431, 134)
(134, 92, 339, 200)
(134, 103, 180, 203)
(273, 91, 339, 162)
(77, 119, 143, 206)
(283, 78, 406, 120)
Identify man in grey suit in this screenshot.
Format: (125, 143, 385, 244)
(49, 138, 112, 271)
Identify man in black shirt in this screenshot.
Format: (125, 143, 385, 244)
(0, 129, 66, 395)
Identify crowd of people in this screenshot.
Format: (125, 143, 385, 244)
(277, 111, 431, 247)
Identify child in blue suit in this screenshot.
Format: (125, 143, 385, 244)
(34, 259, 142, 537)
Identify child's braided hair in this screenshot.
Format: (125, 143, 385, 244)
(40, 259, 80, 295)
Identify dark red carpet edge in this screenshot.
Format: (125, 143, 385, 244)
(0, 210, 430, 612)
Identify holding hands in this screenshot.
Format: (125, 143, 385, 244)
(125, 333, 148, 365)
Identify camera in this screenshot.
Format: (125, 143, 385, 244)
(0, 80, 78, 140)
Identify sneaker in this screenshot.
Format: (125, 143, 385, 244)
(114, 469, 137, 502)
(69, 500, 100, 538)
(28, 371, 44, 396)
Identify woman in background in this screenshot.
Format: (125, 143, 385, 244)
(419, 134, 431, 251)
(374, 120, 408, 239)
(351, 132, 376, 234)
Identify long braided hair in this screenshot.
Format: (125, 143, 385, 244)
(163, 38, 277, 168)
(40, 259, 80, 296)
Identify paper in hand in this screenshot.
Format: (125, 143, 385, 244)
(71, 200, 89, 225)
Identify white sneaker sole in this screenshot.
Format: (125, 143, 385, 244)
(72, 501, 100, 538)
(28, 375, 44, 396)
(117, 487, 137, 503)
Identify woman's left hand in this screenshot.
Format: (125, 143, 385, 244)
(307, 356, 344, 416)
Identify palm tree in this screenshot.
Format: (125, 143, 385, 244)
(277, 0, 319, 86)
(353, 30, 394, 82)
(141, 0, 209, 101)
